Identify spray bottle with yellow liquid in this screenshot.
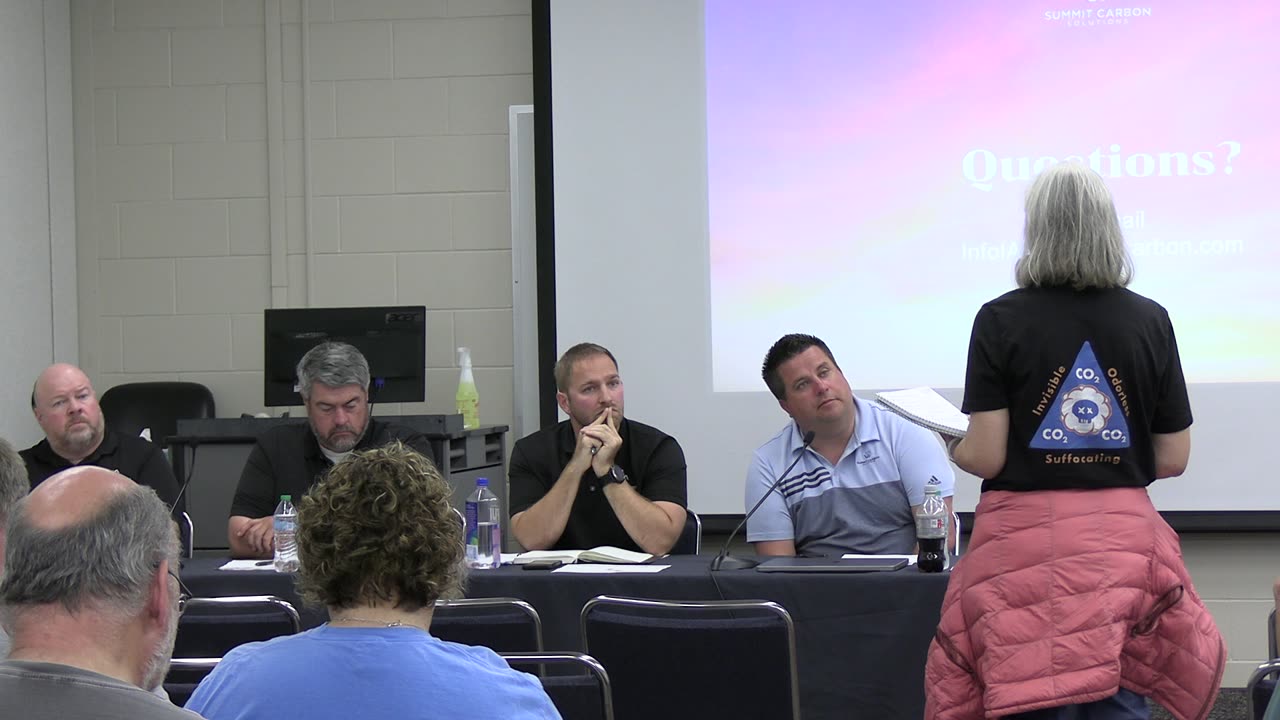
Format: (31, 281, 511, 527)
(455, 347, 480, 430)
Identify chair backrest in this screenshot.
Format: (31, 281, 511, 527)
(670, 509, 701, 555)
(164, 658, 221, 707)
(580, 595, 800, 720)
(172, 595, 300, 661)
(100, 381, 215, 447)
(1250, 609, 1280, 720)
(178, 512, 194, 559)
(431, 597, 543, 652)
(502, 652, 615, 720)
(1248, 659, 1280, 720)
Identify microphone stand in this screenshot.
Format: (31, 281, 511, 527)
(710, 430, 816, 571)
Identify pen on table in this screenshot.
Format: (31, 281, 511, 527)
(254, 560, 274, 566)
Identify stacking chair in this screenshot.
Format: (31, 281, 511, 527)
(1248, 609, 1279, 719)
(167, 595, 300, 699)
(177, 512, 194, 559)
(431, 597, 543, 652)
(502, 652, 615, 720)
(173, 595, 301, 658)
(580, 595, 800, 720)
(165, 658, 220, 707)
(670, 509, 702, 555)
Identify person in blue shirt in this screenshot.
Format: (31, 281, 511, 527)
(186, 442, 561, 720)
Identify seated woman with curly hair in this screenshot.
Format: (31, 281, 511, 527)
(186, 442, 561, 719)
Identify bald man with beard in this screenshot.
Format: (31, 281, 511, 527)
(0, 466, 198, 719)
(21, 364, 180, 512)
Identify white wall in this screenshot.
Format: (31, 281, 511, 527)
(0, 0, 77, 446)
(70, 0, 531, 426)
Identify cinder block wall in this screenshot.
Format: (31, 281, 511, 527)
(73, 0, 531, 426)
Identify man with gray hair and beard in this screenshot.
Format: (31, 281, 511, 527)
(0, 466, 198, 719)
(227, 341, 432, 558)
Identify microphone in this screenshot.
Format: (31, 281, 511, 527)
(710, 430, 816, 571)
(169, 441, 198, 517)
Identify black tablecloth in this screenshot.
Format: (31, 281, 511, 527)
(182, 556, 949, 720)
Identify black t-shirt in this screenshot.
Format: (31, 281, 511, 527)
(508, 419, 688, 552)
(21, 430, 182, 512)
(962, 286, 1192, 492)
(229, 419, 432, 519)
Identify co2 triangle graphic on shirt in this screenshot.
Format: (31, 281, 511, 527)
(1030, 341, 1131, 450)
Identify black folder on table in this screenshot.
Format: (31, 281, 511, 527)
(754, 556, 909, 573)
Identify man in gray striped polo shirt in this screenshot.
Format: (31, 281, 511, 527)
(746, 334, 956, 557)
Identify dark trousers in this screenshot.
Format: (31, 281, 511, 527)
(1005, 689, 1150, 720)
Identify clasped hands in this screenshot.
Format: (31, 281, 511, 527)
(575, 407, 622, 477)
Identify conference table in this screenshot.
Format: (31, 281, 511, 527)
(182, 555, 950, 720)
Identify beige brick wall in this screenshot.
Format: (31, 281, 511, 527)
(73, 0, 531, 429)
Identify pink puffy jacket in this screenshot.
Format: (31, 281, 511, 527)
(925, 488, 1225, 720)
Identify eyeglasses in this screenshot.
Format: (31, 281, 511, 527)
(166, 567, 191, 615)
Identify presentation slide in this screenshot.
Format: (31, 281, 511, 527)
(706, 0, 1279, 391)
(547, 0, 1278, 516)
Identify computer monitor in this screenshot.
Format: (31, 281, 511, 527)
(263, 306, 426, 406)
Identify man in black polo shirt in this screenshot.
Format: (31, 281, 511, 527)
(509, 343, 687, 555)
(227, 342, 429, 558)
(21, 364, 180, 512)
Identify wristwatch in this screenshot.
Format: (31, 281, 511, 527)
(600, 465, 629, 485)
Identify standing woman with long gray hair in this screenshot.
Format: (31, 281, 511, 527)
(925, 163, 1225, 720)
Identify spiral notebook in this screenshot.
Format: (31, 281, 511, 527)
(873, 387, 968, 437)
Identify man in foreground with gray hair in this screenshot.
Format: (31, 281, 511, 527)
(227, 341, 431, 558)
(0, 436, 30, 657)
(0, 466, 198, 719)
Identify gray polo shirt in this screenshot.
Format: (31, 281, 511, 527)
(745, 397, 955, 556)
(0, 660, 198, 719)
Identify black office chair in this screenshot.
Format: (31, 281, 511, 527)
(670, 509, 702, 555)
(1248, 609, 1279, 719)
(580, 595, 800, 720)
(431, 597, 543, 652)
(503, 652, 615, 720)
(100, 381, 216, 448)
(167, 595, 299, 705)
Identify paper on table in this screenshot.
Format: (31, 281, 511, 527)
(552, 564, 671, 574)
(499, 553, 520, 565)
(841, 553, 918, 566)
(219, 559, 279, 571)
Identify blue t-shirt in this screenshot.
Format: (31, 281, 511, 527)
(746, 397, 955, 556)
(185, 624, 562, 720)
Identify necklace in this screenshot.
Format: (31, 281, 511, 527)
(329, 616, 429, 632)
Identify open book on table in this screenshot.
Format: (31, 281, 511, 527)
(873, 387, 968, 438)
(512, 546, 654, 565)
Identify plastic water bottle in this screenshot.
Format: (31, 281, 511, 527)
(273, 495, 299, 573)
(465, 478, 501, 569)
(915, 485, 948, 573)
